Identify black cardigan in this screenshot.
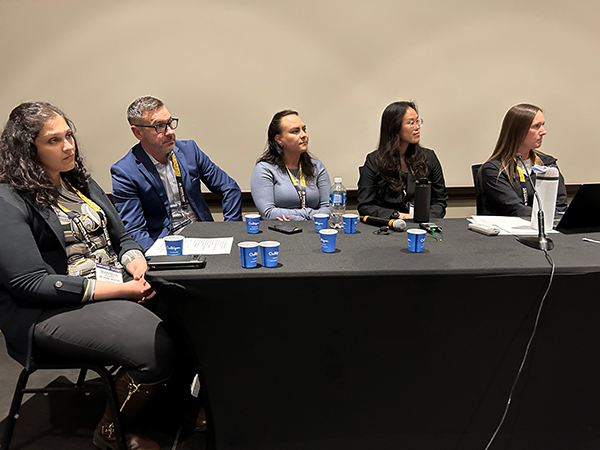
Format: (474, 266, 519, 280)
(0, 178, 143, 366)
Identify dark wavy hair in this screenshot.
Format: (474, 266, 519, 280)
(257, 110, 316, 181)
(486, 103, 545, 186)
(375, 101, 428, 192)
(0, 102, 89, 207)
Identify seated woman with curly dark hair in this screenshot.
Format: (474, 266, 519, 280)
(0, 102, 174, 450)
(357, 101, 448, 220)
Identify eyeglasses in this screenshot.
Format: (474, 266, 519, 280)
(404, 118, 423, 129)
(135, 118, 179, 134)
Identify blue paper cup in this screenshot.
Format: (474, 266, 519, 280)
(164, 235, 184, 256)
(319, 229, 338, 253)
(245, 213, 260, 234)
(313, 213, 329, 233)
(259, 241, 280, 268)
(342, 213, 358, 234)
(238, 241, 259, 268)
(407, 229, 426, 253)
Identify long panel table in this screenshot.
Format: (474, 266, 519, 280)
(146, 219, 600, 450)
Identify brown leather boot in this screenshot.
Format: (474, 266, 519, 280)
(182, 406, 207, 432)
(93, 368, 163, 450)
(195, 407, 207, 432)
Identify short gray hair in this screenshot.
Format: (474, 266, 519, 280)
(127, 96, 164, 125)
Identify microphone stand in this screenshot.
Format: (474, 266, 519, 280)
(515, 154, 554, 251)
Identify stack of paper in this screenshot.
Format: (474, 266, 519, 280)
(468, 216, 557, 236)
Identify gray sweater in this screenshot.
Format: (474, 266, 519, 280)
(251, 159, 333, 220)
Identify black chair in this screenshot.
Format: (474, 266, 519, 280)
(471, 163, 484, 215)
(1, 358, 126, 450)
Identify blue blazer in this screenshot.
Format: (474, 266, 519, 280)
(111, 140, 242, 250)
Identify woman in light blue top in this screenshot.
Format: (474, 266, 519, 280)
(251, 110, 332, 221)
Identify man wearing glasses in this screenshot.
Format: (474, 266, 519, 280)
(111, 96, 242, 251)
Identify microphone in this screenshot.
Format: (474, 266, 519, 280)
(515, 153, 554, 251)
(360, 216, 407, 232)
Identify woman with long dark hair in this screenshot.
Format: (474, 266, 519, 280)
(251, 110, 332, 221)
(357, 101, 447, 219)
(478, 103, 567, 216)
(0, 102, 174, 450)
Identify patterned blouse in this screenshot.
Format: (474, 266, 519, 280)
(52, 182, 144, 301)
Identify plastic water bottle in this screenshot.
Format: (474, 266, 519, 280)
(329, 177, 346, 229)
(531, 166, 559, 232)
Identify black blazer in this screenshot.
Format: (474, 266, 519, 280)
(357, 148, 448, 219)
(477, 153, 568, 216)
(0, 178, 143, 366)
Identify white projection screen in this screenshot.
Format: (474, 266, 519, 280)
(1, 0, 598, 193)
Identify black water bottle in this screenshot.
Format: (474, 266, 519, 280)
(413, 179, 431, 223)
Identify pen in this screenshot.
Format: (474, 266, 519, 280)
(582, 237, 600, 244)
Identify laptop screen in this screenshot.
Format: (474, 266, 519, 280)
(555, 184, 600, 234)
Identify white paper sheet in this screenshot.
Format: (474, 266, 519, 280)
(145, 237, 234, 257)
(469, 216, 558, 236)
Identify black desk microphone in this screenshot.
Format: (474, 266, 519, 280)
(360, 216, 407, 232)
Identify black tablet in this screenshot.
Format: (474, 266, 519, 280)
(148, 255, 206, 270)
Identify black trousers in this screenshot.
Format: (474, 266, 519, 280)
(34, 300, 174, 384)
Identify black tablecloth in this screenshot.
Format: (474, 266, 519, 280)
(147, 219, 600, 450)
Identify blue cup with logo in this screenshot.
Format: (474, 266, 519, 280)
(238, 241, 259, 268)
(313, 213, 329, 233)
(245, 213, 260, 234)
(164, 235, 184, 256)
(319, 229, 338, 253)
(342, 213, 358, 234)
(407, 229, 426, 253)
(259, 241, 280, 268)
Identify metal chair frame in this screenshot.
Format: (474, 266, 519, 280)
(1, 361, 126, 450)
(472, 163, 484, 215)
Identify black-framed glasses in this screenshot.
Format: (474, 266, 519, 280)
(135, 118, 179, 134)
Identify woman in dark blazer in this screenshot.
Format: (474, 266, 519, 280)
(357, 101, 447, 220)
(0, 102, 173, 450)
(477, 103, 567, 216)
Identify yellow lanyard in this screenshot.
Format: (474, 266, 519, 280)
(171, 152, 189, 207)
(515, 155, 541, 183)
(59, 180, 101, 212)
(515, 155, 542, 204)
(171, 152, 182, 177)
(516, 165, 526, 183)
(287, 166, 306, 188)
(56, 181, 115, 258)
(286, 166, 306, 208)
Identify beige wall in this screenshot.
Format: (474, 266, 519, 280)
(1, 0, 599, 192)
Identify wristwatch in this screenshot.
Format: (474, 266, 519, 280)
(390, 211, 401, 219)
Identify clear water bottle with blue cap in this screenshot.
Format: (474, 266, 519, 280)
(329, 177, 346, 229)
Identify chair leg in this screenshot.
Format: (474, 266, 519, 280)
(75, 368, 88, 388)
(93, 366, 127, 450)
(1, 368, 33, 450)
(1, 364, 126, 450)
